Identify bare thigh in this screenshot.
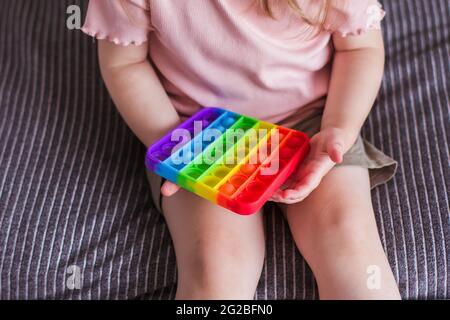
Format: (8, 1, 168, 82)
(162, 188, 266, 299)
(283, 166, 400, 299)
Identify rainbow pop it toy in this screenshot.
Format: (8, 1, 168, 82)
(145, 107, 310, 215)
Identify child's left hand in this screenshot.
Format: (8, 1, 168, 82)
(270, 127, 351, 204)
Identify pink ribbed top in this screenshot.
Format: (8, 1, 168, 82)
(82, 0, 385, 124)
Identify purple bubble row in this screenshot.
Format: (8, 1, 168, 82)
(145, 107, 224, 170)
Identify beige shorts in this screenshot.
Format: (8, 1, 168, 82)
(146, 103, 397, 213)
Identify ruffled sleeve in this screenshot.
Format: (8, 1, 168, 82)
(324, 0, 386, 37)
(81, 0, 151, 46)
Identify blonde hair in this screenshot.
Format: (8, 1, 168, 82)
(121, 0, 330, 36)
(257, 0, 330, 37)
(258, 0, 329, 24)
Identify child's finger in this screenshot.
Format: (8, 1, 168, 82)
(270, 189, 286, 202)
(161, 181, 180, 197)
(326, 140, 344, 164)
(282, 173, 320, 201)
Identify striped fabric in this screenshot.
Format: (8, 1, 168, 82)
(0, 0, 448, 300)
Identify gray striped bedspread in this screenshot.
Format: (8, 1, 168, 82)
(0, 0, 449, 299)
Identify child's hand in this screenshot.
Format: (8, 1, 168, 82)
(161, 127, 351, 201)
(270, 127, 350, 204)
(161, 180, 181, 197)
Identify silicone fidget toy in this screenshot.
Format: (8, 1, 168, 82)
(145, 107, 310, 215)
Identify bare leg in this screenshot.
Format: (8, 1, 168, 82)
(284, 166, 400, 299)
(162, 189, 265, 299)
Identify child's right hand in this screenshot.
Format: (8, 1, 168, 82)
(161, 180, 181, 197)
(269, 127, 351, 204)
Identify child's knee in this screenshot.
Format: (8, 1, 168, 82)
(177, 238, 263, 299)
(291, 193, 374, 245)
(313, 202, 370, 245)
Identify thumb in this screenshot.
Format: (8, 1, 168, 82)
(161, 180, 181, 197)
(326, 138, 344, 164)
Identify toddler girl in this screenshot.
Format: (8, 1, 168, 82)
(82, 0, 401, 299)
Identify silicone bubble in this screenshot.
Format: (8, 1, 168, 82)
(261, 159, 287, 175)
(194, 163, 210, 173)
(237, 192, 259, 202)
(219, 183, 237, 196)
(286, 136, 304, 148)
(161, 143, 176, 155)
(279, 146, 296, 159)
(247, 182, 265, 195)
(185, 168, 203, 179)
(241, 164, 257, 175)
(202, 175, 221, 188)
(149, 151, 169, 162)
(213, 167, 230, 179)
(216, 125, 226, 133)
(201, 119, 210, 128)
(229, 174, 248, 188)
(221, 116, 236, 128)
(256, 172, 276, 183)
